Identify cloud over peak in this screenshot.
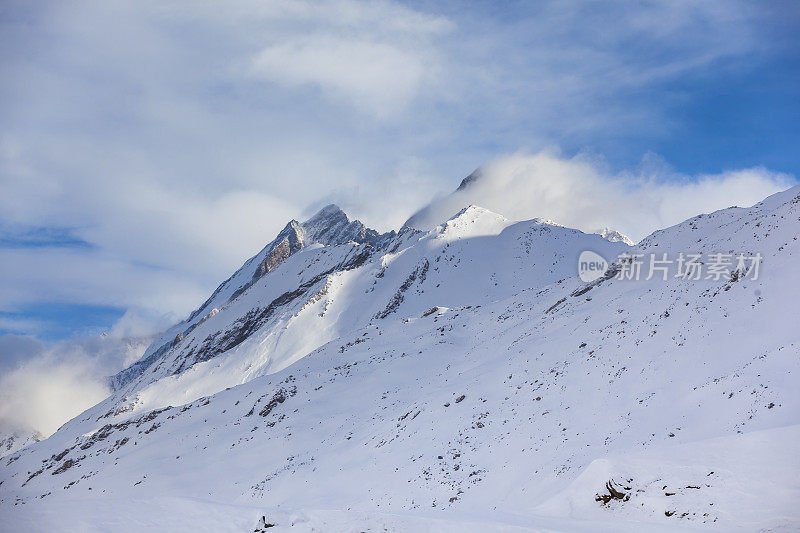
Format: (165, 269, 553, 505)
(404, 150, 794, 242)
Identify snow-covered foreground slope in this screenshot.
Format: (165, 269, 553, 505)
(1, 188, 799, 532)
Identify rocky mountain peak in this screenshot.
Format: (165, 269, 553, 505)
(300, 204, 394, 248)
(303, 204, 349, 229)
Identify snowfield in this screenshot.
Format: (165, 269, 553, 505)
(1, 187, 799, 532)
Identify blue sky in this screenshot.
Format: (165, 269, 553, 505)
(1, 0, 799, 344)
(0, 303, 123, 341)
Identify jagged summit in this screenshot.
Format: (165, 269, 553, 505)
(210, 203, 394, 307)
(300, 204, 349, 240)
(300, 204, 393, 248)
(249, 205, 394, 283)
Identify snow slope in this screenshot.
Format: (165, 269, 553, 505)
(1, 187, 799, 532)
(0, 431, 41, 460)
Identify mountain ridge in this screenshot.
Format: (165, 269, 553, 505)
(2, 186, 799, 531)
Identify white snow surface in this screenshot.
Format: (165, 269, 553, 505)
(594, 227, 636, 246)
(1, 187, 799, 532)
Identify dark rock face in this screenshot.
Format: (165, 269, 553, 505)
(375, 259, 429, 319)
(252, 226, 304, 281)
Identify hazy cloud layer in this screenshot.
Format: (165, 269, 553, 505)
(0, 311, 163, 437)
(405, 151, 794, 242)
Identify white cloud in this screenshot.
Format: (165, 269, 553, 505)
(0, 323, 157, 437)
(245, 0, 451, 117)
(405, 150, 794, 242)
(306, 156, 443, 232)
(0, 352, 112, 437)
(251, 37, 428, 117)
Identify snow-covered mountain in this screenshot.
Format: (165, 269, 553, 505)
(1, 187, 799, 531)
(109, 205, 395, 392)
(404, 167, 636, 246)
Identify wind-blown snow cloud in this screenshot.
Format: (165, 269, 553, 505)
(405, 150, 794, 242)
